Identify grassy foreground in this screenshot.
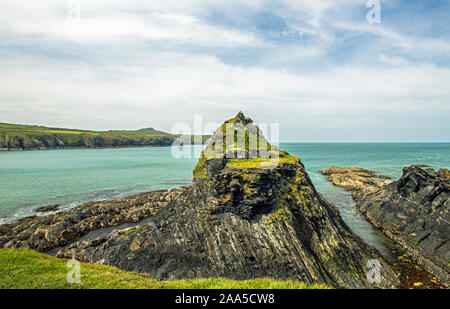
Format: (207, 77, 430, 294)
(0, 249, 329, 289)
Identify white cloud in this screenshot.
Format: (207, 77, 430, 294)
(0, 0, 449, 141)
(334, 21, 450, 55)
(0, 0, 259, 46)
(1, 49, 449, 133)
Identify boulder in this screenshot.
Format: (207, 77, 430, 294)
(35, 204, 60, 213)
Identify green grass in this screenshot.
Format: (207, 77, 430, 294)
(0, 122, 98, 134)
(0, 249, 329, 289)
(226, 155, 300, 169)
(0, 122, 174, 137)
(193, 114, 301, 178)
(193, 152, 208, 179)
(193, 155, 300, 179)
(45, 130, 98, 135)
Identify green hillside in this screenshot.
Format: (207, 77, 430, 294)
(0, 249, 328, 289)
(0, 122, 206, 150)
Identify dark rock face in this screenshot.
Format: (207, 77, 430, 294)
(56, 113, 399, 288)
(324, 165, 450, 285)
(0, 189, 184, 252)
(57, 161, 398, 288)
(0, 134, 177, 151)
(1, 113, 402, 288)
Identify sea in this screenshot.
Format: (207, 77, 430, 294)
(1, 143, 449, 260)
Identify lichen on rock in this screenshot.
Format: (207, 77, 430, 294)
(193, 112, 296, 179)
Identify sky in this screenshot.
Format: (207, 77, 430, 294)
(0, 0, 449, 142)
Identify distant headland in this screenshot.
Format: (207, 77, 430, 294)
(0, 122, 207, 151)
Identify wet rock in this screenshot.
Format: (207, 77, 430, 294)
(321, 166, 392, 191)
(35, 204, 60, 213)
(0, 188, 184, 252)
(411, 164, 431, 168)
(323, 165, 450, 285)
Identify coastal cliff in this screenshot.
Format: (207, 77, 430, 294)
(0, 122, 205, 150)
(322, 165, 450, 285)
(52, 113, 398, 288)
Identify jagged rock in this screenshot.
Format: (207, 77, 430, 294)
(0, 188, 184, 252)
(35, 204, 60, 213)
(57, 113, 399, 288)
(411, 164, 431, 168)
(323, 165, 450, 285)
(321, 166, 392, 191)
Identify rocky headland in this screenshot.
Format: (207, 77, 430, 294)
(322, 165, 450, 285)
(0, 113, 402, 288)
(0, 122, 206, 151)
(54, 113, 398, 288)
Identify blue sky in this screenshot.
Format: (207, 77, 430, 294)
(0, 0, 449, 141)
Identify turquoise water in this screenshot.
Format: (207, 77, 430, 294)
(0, 147, 199, 223)
(0, 143, 449, 259)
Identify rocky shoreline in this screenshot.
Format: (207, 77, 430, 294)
(0, 188, 185, 252)
(1, 114, 446, 289)
(322, 165, 450, 287)
(0, 113, 404, 289)
(0, 178, 439, 289)
(0, 143, 206, 152)
(0, 122, 209, 151)
(55, 162, 399, 288)
(0, 162, 446, 288)
(0, 145, 174, 152)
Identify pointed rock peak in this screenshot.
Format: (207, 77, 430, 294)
(225, 111, 253, 126)
(193, 113, 273, 179)
(193, 113, 294, 179)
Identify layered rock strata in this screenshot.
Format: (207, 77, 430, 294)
(54, 113, 399, 288)
(322, 165, 449, 285)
